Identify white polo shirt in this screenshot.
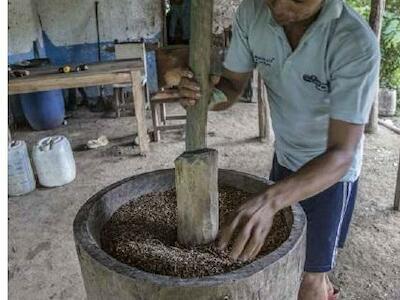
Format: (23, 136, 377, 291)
(224, 0, 380, 182)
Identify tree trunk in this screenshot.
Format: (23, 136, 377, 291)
(366, 0, 386, 133)
(395, 152, 400, 211)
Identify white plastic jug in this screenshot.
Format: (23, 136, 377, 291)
(32, 135, 76, 187)
(8, 140, 36, 196)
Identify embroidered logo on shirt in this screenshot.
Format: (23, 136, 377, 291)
(303, 74, 330, 92)
(254, 55, 275, 67)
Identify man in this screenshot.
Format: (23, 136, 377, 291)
(178, 0, 380, 298)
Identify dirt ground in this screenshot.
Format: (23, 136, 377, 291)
(8, 102, 400, 299)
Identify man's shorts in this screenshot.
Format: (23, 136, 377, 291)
(270, 155, 359, 273)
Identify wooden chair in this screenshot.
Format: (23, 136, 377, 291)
(150, 46, 189, 142)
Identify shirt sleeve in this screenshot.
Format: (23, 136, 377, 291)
(329, 44, 380, 125)
(223, 1, 255, 73)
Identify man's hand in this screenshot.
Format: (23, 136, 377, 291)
(217, 192, 278, 261)
(177, 67, 251, 110)
(177, 70, 202, 109)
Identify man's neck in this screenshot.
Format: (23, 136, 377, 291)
(284, 8, 322, 32)
(283, 6, 323, 50)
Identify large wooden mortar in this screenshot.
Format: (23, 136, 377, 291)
(73, 169, 306, 300)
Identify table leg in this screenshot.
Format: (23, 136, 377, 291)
(151, 102, 161, 142)
(130, 71, 150, 155)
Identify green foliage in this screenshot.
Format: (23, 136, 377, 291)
(381, 11, 400, 89)
(347, 0, 400, 90)
(346, 0, 370, 18)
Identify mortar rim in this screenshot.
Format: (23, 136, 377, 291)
(73, 168, 306, 287)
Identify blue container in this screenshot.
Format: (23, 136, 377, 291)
(20, 90, 65, 131)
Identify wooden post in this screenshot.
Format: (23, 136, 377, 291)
(258, 74, 272, 142)
(251, 70, 258, 104)
(185, 0, 213, 151)
(175, 0, 219, 247)
(366, 0, 385, 134)
(258, 73, 267, 142)
(131, 70, 150, 155)
(395, 152, 400, 211)
(175, 149, 219, 245)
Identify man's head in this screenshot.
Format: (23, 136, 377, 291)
(266, 0, 324, 26)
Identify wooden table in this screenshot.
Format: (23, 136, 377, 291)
(8, 59, 149, 155)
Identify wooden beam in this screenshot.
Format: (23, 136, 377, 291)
(9, 72, 133, 95)
(395, 152, 400, 211)
(378, 119, 400, 135)
(365, 0, 386, 133)
(175, 0, 219, 247)
(131, 70, 150, 155)
(175, 149, 219, 246)
(257, 73, 273, 142)
(8, 60, 144, 95)
(185, 0, 214, 151)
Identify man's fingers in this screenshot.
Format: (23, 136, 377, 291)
(238, 225, 263, 261)
(230, 223, 253, 260)
(179, 77, 200, 92)
(249, 242, 264, 261)
(180, 99, 196, 109)
(217, 213, 243, 250)
(180, 69, 194, 79)
(249, 227, 268, 260)
(249, 222, 272, 260)
(179, 88, 201, 100)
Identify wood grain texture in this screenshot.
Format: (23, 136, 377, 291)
(8, 60, 144, 95)
(73, 169, 306, 300)
(257, 73, 266, 142)
(131, 70, 150, 155)
(175, 149, 219, 246)
(395, 152, 400, 211)
(185, 0, 214, 151)
(366, 0, 386, 134)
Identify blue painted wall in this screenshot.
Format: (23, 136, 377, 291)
(41, 31, 115, 66)
(9, 0, 162, 99)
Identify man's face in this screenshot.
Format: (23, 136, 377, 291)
(265, 0, 323, 26)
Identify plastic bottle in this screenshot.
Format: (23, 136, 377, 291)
(8, 140, 36, 196)
(32, 136, 76, 187)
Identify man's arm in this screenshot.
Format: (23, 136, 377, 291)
(211, 68, 252, 111)
(217, 118, 364, 260)
(267, 119, 363, 209)
(178, 67, 251, 111)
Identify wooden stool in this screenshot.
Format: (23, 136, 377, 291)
(150, 90, 186, 142)
(113, 84, 133, 118)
